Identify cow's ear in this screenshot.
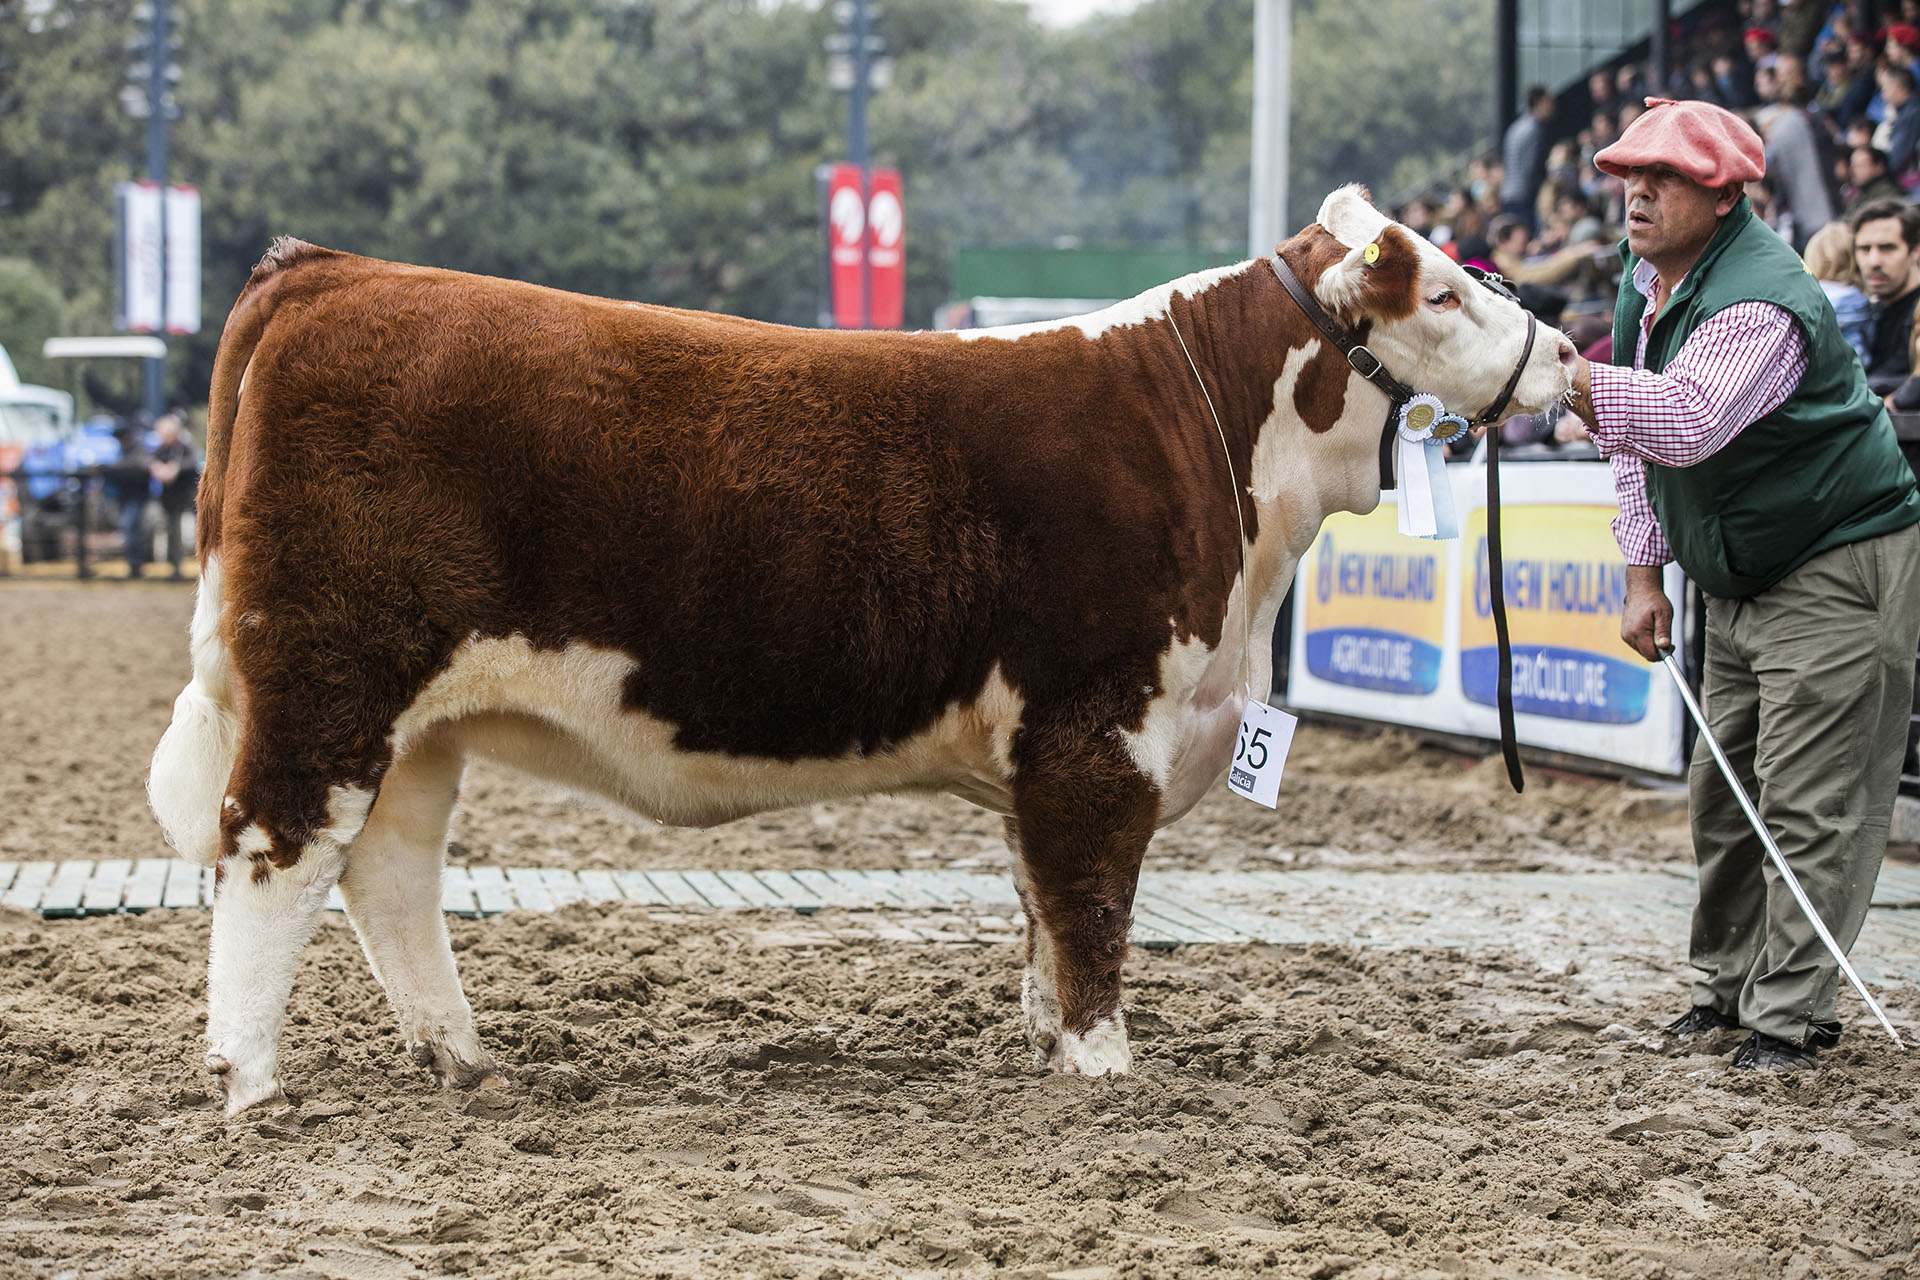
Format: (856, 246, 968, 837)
(1313, 224, 1422, 325)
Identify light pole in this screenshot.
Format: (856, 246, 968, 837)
(1248, 0, 1290, 257)
(825, 0, 890, 328)
(123, 0, 178, 422)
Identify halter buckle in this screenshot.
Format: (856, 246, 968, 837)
(1346, 345, 1383, 379)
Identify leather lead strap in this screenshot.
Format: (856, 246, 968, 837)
(1485, 427, 1524, 792)
(1270, 250, 1531, 794)
(1270, 258, 1414, 491)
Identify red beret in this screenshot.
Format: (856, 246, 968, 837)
(1744, 27, 1777, 47)
(1890, 23, 1920, 48)
(1593, 97, 1766, 189)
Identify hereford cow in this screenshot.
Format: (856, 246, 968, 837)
(149, 186, 1574, 1114)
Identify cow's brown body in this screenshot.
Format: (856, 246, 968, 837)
(151, 189, 1574, 1112)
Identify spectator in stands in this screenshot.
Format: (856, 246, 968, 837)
(1853, 197, 1920, 394)
(1745, 26, 1781, 82)
(1871, 63, 1920, 178)
(1588, 69, 1619, 119)
(1842, 145, 1902, 214)
(1616, 63, 1645, 105)
(1889, 22, 1920, 78)
(1437, 186, 1482, 246)
(1487, 213, 1603, 289)
(1803, 218, 1871, 362)
(1557, 97, 1920, 1072)
(1759, 78, 1835, 251)
(1500, 85, 1555, 233)
(1883, 319, 1920, 414)
(1691, 58, 1732, 107)
(1812, 37, 1873, 129)
(1776, 0, 1826, 59)
(1713, 51, 1758, 109)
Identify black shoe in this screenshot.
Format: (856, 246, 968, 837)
(1663, 1005, 1741, 1037)
(1729, 1031, 1818, 1070)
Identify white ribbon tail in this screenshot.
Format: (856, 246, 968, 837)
(1394, 434, 1458, 540)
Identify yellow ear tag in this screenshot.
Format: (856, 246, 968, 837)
(1363, 242, 1381, 265)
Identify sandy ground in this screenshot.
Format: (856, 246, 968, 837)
(1, 579, 1917, 1279)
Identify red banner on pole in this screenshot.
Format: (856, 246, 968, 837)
(826, 162, 866, 329)
(825, 163, 905, 329)
(866, 167, 904, 329)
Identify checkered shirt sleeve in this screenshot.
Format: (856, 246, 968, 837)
(1585, 300, 1810, 566)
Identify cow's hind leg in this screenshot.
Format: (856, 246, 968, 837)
(207, 626, 425, 1112)
(207, 783, 372, 1114)
(1006, 743, 1158, 1076)
(337, 735, 499, 1090)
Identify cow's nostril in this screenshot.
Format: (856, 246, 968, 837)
(1558, 341, 1578, 369)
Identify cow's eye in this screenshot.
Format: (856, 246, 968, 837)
(1427, 290, 1457, 309)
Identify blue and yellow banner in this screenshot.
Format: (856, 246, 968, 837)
(1460, 504, 1649, 723)
(1301, 508, 1447, 695)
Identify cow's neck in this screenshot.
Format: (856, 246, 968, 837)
(1169, 258, 1390, 648)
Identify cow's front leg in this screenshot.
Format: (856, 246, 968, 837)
(1005, 749, 1157, 1076)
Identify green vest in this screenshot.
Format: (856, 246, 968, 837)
(1610, 199, 1919, 598)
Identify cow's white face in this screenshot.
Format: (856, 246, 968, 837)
(1310, 185, 1575, 421)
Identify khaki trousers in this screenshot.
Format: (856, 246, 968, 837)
(1688, 521, 1920, 1045)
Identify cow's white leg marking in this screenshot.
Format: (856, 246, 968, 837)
(338, 739, 499, 1089)
(205, 784, 370, 1115)
(149, 555, 239, 867)
(1055, 1015, 1132, 1076)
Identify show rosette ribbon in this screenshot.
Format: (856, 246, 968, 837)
(1392, 394, 1463, 540)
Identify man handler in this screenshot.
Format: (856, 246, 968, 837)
(1560, 98, 1920, 1070)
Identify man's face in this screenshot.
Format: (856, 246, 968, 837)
(1623, 166, 1735, 268)
(1854, 216, 1920, 298)
(1883, 73, 1910, 107)
(1851, 148, 1884, 187)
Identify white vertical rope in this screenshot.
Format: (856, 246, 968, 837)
(1168, 311, 1257, 701)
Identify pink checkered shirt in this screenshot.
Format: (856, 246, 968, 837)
(1585, 258, 1810, 565)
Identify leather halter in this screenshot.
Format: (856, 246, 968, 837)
(1269, 252, 1537, 794)
(1269, 257, 1538, 490)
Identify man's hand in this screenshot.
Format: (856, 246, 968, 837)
(1621, 564, 1673, 661)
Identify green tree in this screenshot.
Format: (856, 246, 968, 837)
(1, 0, 1502, 411)
(0, 255, 63, 385)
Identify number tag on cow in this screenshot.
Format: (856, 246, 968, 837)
(1227, 699, 1297, 809)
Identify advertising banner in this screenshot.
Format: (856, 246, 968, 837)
(164, 184, 201, 335)
(1288, 460, 1689, 777)
(826, 162, 866, 329)
(115, 181, 165, 333)
(1459, 504, 1649, 725)
(825, 163, 904, 329)
(1299, 504, 1447, 696)
(865, 167, 904, 329)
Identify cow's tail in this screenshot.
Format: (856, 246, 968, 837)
(197, 236, 339, 559)
(152, 238, 341, 865)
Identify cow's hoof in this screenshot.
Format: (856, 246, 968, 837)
(207, 1052, 286, 1116)
(1020, 970, 1065, 1068)
(1048, 1017, 1133, 1076)
(407, 1039, 502, 1090)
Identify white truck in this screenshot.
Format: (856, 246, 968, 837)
(0, 342, 77, 567)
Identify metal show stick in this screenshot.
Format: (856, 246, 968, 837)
(1658, 648, 1905, 1048)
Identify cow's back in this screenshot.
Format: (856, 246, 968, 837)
(213, 253, 1205, 774)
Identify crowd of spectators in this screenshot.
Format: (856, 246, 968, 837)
(1395, 0, 1920, 456)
